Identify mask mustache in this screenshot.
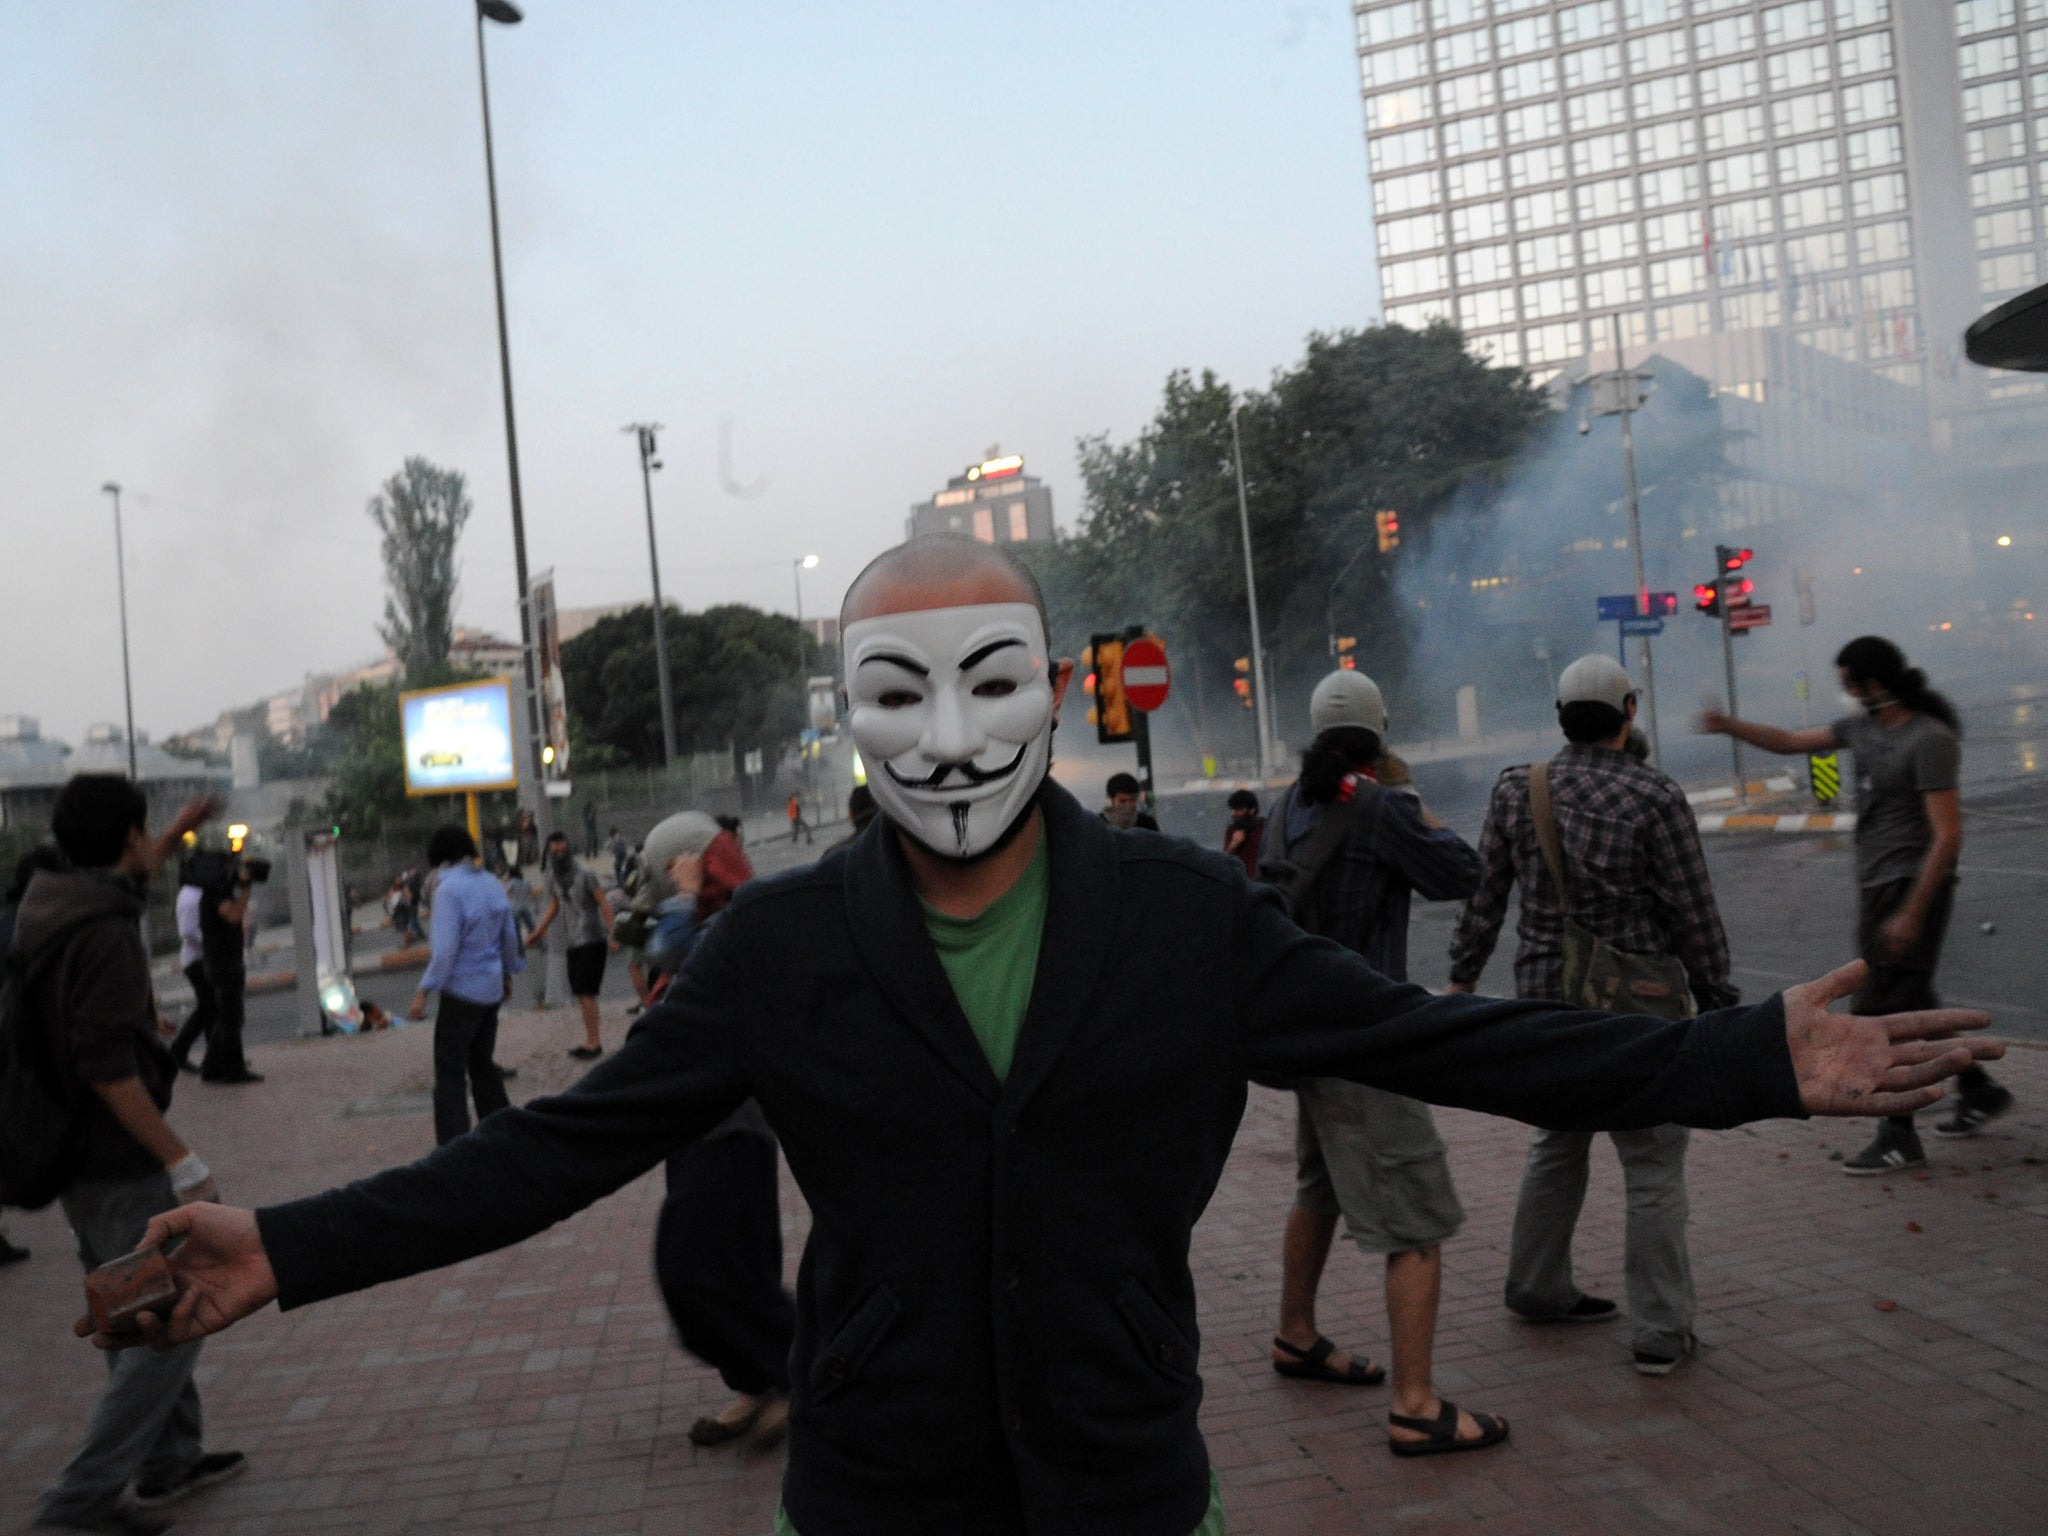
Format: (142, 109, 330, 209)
(883, 742, 1029, 792)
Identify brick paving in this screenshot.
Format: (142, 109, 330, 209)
(3, 1000, 2044, 1536)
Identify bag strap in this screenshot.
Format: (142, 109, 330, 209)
(1278, 778, 1374, 907)
(1528, 761, 1575, 923)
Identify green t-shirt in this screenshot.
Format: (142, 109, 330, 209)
(775, 836, 1225, 1536)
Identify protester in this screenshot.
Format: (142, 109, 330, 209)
(583, 799, 601, 859)
(1101, 770, 1160, 831)
(1702, 635, 2010, 1173)
(386, 868, 421, 945)
(195, 843, 259, 1086)
(529, 831, 616, 1060)
(1222, 788, 1264, 878)
(0, 844, 66, 1269)
(637, 812, 796, 1450)
(110, 539, 1999, 1536)
(607, 826, 628, 886)
(24, 777, 245, 1531)
(407, 826, 524, 1147)
(1451, 656, 1736, 1376)
(787, 791, 813, 845)
(165, 859, 215, 1075)
(1261, 670, 1502, 1454)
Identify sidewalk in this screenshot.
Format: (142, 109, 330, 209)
(2, 1000, 2043, 1535)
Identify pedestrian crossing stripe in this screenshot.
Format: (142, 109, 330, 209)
(1808, 751, 1841, 804)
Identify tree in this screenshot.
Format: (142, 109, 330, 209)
(368, 457, 472, 678)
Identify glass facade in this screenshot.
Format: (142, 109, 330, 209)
(1357, 0, 2048, 388)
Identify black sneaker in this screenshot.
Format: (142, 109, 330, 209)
(1512, 1294, 1619, 1324)
(1842, 1125, 1925, 1175)
(132, 1450, 247, 1509)
(1933, 1083, 2014, 1139)
(0, 1234, 28, 1265)
(1633, 1344, 1692, 1377)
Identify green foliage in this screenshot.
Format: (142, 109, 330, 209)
(369, 457, 472, 678)
(559, 603, 823, 773)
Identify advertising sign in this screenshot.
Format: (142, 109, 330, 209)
(531, 571, 573, 798)
(400, 678, 518, 796)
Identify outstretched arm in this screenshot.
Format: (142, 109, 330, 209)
(1699, 710, 1837, 757)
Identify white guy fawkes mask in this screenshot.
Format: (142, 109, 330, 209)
(842, 602, 1055, 860)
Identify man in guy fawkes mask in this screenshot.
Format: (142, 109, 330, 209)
(114, 539, 2002, 1536)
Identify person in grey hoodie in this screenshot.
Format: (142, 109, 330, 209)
(21, 775, 246, 1533)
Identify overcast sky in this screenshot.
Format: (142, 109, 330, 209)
(1, 1, 1378, 744)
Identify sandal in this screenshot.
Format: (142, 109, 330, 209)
(1388, 1399, 1509, 1458)
(1271, 1335, 1386, 1386)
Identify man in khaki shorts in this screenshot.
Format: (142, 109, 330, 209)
(1266, 671, 1506, 1456)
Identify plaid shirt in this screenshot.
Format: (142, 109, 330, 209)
(1448, 743, 1737, 1010)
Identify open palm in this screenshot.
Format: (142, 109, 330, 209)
(1784, 961, 2000, 1117)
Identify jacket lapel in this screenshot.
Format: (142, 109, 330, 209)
(1001, 781, 1120, 1116)
(842, 812, 1004, 1104)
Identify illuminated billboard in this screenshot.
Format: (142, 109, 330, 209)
(400, 678, 518, 796)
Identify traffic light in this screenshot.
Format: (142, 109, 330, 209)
(1233, 655, 1255, 710)
(1334, 636, 1359, 670)
(1375, 510, 1401, 554)
(1698, 546, 1756, 619)
(1091, 633, 1133, 743)
(1718, 545, 1753, 575)
(1693, 582, 1721, 617)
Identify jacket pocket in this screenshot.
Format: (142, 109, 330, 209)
(1115, 1275, 1197, 1386)
(810, 1283, 902, 1401)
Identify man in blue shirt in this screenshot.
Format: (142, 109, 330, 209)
(409, 826, 525, 1146)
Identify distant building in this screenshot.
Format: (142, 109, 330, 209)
(908, 453, 1056, 546)
(0, 717, 227, 834)
(557, 603, 637, 645)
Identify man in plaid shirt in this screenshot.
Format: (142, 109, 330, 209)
(1448, 655, 1735, 1377)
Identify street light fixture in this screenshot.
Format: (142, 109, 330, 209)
(793, 554, 820, 674)
(624, 422, 679, 765)
(100, 482, 138, 780)
(471, 0, 550, 842)
(1228, 401, 1276, 777)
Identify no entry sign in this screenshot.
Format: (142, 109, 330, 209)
(1121, 637, 1171, 712)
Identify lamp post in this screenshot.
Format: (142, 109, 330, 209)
(100, 482, 138, 780)
(472, 0, 550, 842)
(792, 554, 819, 675)
(624, 422, 678, 765)
(1228, 401, 1276, 776)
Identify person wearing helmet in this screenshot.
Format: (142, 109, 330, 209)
(1262, 670, 1504, 1456)
(1450, 655, 1735, 1377)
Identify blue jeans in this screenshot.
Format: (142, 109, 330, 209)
(36, 1172, 205, 1526)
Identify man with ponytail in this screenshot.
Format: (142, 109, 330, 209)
(1703, 635, 2012, 1173)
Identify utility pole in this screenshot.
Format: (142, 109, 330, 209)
(1716, 544, 1746, 803)
(1586, 315, 1660, 762)
(100, 482, 138, 781)
(1228, 400, 1275, 776)
(624, 423, 678, 765)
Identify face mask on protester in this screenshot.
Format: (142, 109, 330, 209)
(842, 602, 1056, 861)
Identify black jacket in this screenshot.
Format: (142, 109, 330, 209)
(258, 782, 1803, 1535)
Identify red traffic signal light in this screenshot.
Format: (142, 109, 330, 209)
(1719, 546, 1753, 573)
(1694, 582, 1721, 617)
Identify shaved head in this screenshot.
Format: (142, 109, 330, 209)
(841, 536, 1049, 635)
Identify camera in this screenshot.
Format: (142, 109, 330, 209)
(184, 849, 270, 891)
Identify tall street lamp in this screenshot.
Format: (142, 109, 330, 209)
(624, 422, 679, 765)
(472, 0, 550, 841)
(1228, 400, 1276, 777)
(792, 554, 820, 676)
(100, 482, 138, 780)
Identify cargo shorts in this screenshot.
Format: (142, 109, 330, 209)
(1294, 1077, 1466, 1255)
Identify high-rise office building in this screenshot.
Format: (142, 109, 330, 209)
(908, 453, 1057, 546)
(1352, 0, 2047, 414)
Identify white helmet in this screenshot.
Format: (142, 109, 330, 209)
(1310, 669, 1388, 737)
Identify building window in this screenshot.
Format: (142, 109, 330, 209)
(1442, 114, 1500, 157)
(1579, 173, 1641, 218)
(1968, 163, 2031, 206)
(1694, 15, 1756, 60)
(1624, 0, 1685, 23)
(1777, 138, 1842, 184)
(1964, 80, 2025, 124)
(1840, 79, 1900, 124)
(1705, 106, 1766, 150)
(1648, 255, 1706, 297)
(1960, 36, 2021, 80)
(1708, 151, 1771, 196)
(1772, 92, 1837, 139)
(1836, 32, 1893, 78)
(972, 508, 995, 544)
(1523, 323, 1584, 368)
(1639, 166, 1698, 209)
(1859, 219, 1915, 262)
(1361, 43, 1430, 89)
(1652, 301, 1710, 340)
(1568, 88, 1627, 133)
(1520, 277, 1580, 319)
(1512, 188, 1573, 228)
(1358, 1, 1426, 47)
(1717, 193, 1777, 236)
(1627, 29, 1690, 75)
(1636, 120, 1698, 164)
(1785, 231, 1849, 271)
(1974, 206, 2035, 248)
(1765, 1, 1828, 43)
(1385, 299, 1455, 327)
(1451, 200, 1510, 241)
(1440, 71, 1497, 114)
(1785, 183, 1848, 227)
(1447, 158, 1505, 199)
(1631, 75, 1696, 117)
(1581, 221, 1640, 265)
(1383, 254, 1452, 299)
(1008, 503, 1029, 543)
(1455, 243, 1515, 284)
(1860, 266, 1916, 308)
(1957, 0, 2018, 38)
(1572, 130, 1633, 177)
(1495, 15, 1552, 58)
(2030, 27, 2048, 68)
(1642, 210, 1699, 254)
(1504, 101, 1563, 144)
(1516, 232, 1577, 274)
(1431, 0, 1486, 25)
(1832, 0, 1889, 26)
(1968, 122, 2027, 163)
(1722, 290, 1781, 329)
(1435, 27, 1494, 71)
(1366, 88, 1435, 132)
(1508, 144, 1567, 185)
(1374, 169, 1440, 216)
(1698, 61, 1761, 105)
(1499, 59, 1558, 102)
(1462, 287, 1517, 328)
(1378, 211, 1445, 258)
(1584, 265, 1644, 308)
(1371, 126, 1439, 173)
(1561, 2, 1620, 42)
(1768, 45, 1833, 93)
(1563, 43, 1624, 87)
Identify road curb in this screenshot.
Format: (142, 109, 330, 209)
(1695, 812, 1857, 834)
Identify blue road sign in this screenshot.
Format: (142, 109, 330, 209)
(1620, 616, 1666, 637)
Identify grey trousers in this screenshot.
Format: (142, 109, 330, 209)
(1503, 1124, 1695, 1359)
(36, 1172, 205, 1526)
